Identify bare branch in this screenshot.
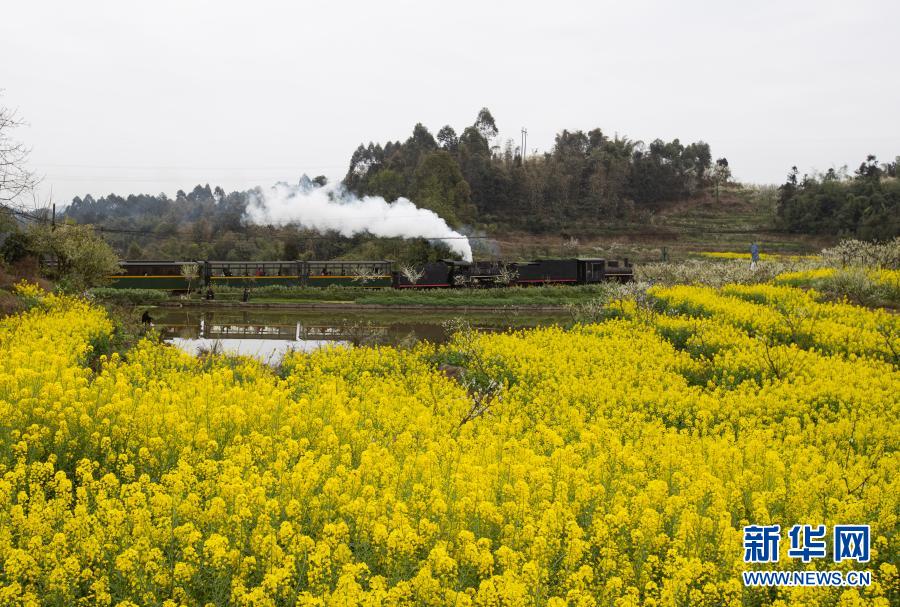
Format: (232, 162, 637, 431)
(0, 95, 39, 207)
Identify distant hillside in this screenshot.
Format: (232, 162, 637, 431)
(483, 185, 837, 262)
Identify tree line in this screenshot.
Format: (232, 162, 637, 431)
(345, 108, 726, 232)
(55, 108, 729, 261)
(775, 155, 899, 239)
(61, 182, 457, 264)
(9, 104, 897, 272)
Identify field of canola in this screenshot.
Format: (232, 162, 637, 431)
(0, 281, 898, 607)
(775, 269, 900, 294)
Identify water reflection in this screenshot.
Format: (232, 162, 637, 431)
(168, 337, 342, 365)
(154, 308, 571, 362)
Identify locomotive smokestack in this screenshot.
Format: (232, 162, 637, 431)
(245, 178, 473, 261)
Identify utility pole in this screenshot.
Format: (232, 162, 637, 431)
(51, 204, 56, 230)
(521, 127, 527, 166)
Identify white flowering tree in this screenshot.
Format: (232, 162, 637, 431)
(181, 262, 200, 295)
(399, 264, 424, 285)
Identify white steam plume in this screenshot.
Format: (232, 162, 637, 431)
(246, 178, 472, 261)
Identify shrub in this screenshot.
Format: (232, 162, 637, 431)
(821, 237, 900, 269)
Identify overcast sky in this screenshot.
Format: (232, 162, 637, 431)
(2, 0, 898, 205)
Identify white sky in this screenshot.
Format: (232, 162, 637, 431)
(2, 0, 898, 204)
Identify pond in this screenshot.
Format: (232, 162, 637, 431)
(151, 307, 575, 363)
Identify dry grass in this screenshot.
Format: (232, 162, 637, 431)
(0, 257, 52, 291)
(0, 291, 23, 317)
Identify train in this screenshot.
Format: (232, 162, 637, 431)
(107, 257, 633, 290)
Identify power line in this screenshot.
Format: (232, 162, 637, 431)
(4, 204, 485, 243)
(91, 225, 485, 245)
(33, 163, 350, 170)
(0, 205, 48, 223)
(43, 177, 339, 183)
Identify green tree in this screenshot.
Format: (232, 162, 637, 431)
(283, 235, 301, 260)
(474, 108, 498, 142)
(855, 154, 882, 181)
(367, 169, 405, 202)
(0, 229, 31, 263)
(412, 151, 475, 226)
(437, 125, 459, 153)
(776, 156, 899, 239)
(30, 223, 120, 291)
(712, 158, 731, 202)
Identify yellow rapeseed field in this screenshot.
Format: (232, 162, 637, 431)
(698, 252, 816, 262)
(774, 268, 900, 290)
(0, 282, 897, 606)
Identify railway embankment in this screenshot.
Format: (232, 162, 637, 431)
(153, 299, 572, 312)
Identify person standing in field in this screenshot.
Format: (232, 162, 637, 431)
(750, 242, 760, 270)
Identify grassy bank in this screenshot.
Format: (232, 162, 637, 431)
(489, 186, 836, 262)
(86, 237, 900, 309)
(91, 284, 620, 308)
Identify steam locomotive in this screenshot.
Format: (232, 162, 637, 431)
(107, 257, 633, 290)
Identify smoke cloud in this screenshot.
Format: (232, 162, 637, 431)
(245, 177, 472, 261)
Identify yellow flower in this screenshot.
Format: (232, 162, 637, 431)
(0, 286, 896, 606)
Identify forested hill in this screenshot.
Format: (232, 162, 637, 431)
(59, 108, 897, 262)
(61, 108, 733, 260)
(775, 155, 899, 240)
(344, 108, 726, 232)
